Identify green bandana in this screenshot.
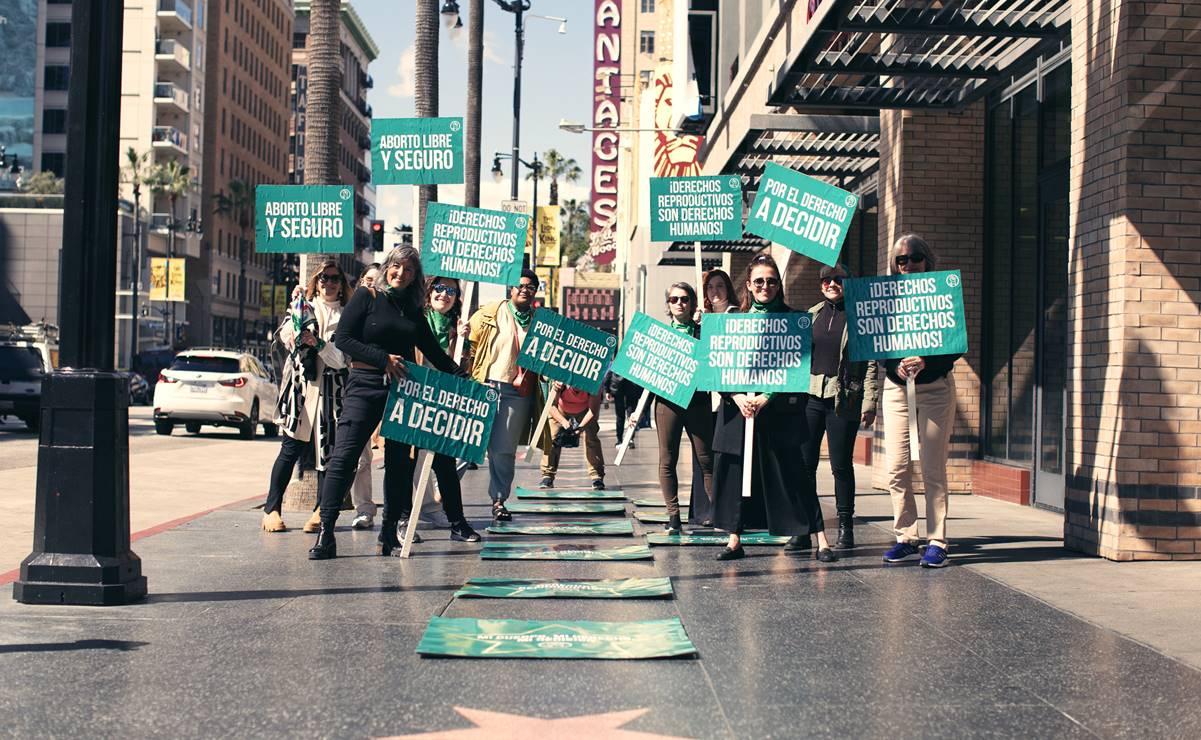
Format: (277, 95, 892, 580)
(508, 300, 532, 329)
(669, 318, 697, 337)
(425, 308, 453, 351)
(750, 294, 785, 314)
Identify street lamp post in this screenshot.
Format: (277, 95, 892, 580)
(491, 151, 543, 265)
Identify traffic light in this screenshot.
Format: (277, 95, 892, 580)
(370, 220, 385, 251)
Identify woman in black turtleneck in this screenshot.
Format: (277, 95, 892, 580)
(308, 246, 461, 560)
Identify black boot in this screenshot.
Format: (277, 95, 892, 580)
(664, 514, 683, 535)
(836, 515, 855, 550)
(308, 522, 337, 560)
(377, 519, 400, 556)
(784, 535, 812, 551)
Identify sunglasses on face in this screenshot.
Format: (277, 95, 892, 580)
(667, 295, 691, 305)
(751, 277, 780, 288)
(513, 283, 538, 293)
(821, 276, 844, 286)
(895, 253, 925, 266)
(432, 283, 459, 298)
(317, 273, 341, 283)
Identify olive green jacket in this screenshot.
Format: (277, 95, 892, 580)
(807, 300, 879, 418)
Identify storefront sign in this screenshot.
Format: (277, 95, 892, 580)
(486, 520, 635, 536)
(455, 577, 673, 599)
(479, 543, 653, 561)
(379, 362, 497, 464)
(255, 185, 354, 253)
(518, 310, 616, 394)
(694, 313, 812, 393)
(563, 287, 620, 335)
(610, 312, 698, 408)
(843, 270, 968, 361)
(371, 117, 463, 185)
(416, 617, 697, 659)
(745, 162, 858, 267)
(649, 175, 742, 242)
(590, 0, 621, 265)
(422, 202, 527, 286)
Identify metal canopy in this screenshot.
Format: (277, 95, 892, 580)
(772, 0, 1072, 110)
(665, 238, 769, 256)
(734, 127, 880, 193)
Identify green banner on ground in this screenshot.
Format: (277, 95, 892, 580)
(454, 577, 673, 599)
(518, 310, 616, 395)
(631, 498, 689, 508)
(610, 312, 698, 408)
(379, 362, 496, 464)
(649, 175, 743, 242)
(633, 511, 675, 524)
(416, 617, 696, 659)
(505, 502, 627, 515)
(694, 313, 812, 393)
(255, 185, 354, 253)
(843, 270, 968, 361)
(422, 202, 527, 286)
(744, 162, 858, 267)
(487, 520, 635, 536)
(646, 532, 789, 546)
(371, 117, 464, 185)
(515, 487, 626, 500)
(479, 543, 654, 560)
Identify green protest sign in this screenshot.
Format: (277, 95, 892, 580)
(255, 185, 354, 253)
(479, 543, 654, 561)
(379, 362, 497, 464)
(649, 175, 743, 242)
(455, 577, 673, 599)
(631, 498, 689, 508)
(416, 617, 697, 659)
(745, 162, 858, 267)
(422, 202, 527, 286)
(505, 502, 627, 515)
(515, 487, 626, 500)
(843, 270, 968, 361)
(371, 117, 463, 185)
(610, 312, 698, 408)
(646, 532, 789, 546)
(486, 520, 635, 536)
(517, 310, 616, 394)
(694, 313, 812, 393)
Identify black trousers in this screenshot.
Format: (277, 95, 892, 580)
(317, 370, 417, 524)
(800, 395, 861, 518)
(430, 452, 464, 523)
(263, 434, 324, 515)
(613, 394, 628, 437)
(654, 395, 714, 518)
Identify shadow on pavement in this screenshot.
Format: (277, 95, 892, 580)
(0, 639, 149, 654)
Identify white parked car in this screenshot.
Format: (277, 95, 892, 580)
(153, 349, 279, 439)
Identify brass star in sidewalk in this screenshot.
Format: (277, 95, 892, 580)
(378, 707, 689, 739)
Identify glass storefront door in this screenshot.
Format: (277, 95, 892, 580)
(1034, 176, 1068, 509)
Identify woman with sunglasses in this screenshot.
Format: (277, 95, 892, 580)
(307, 247, 462, 560)
(653, 282, 714, 534)
(710, 255, 836, 562)
(261, 260, 351, 533)
(880, 235, 961, 569)
(799, 263, 878, 552)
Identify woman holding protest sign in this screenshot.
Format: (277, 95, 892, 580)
(801, 263, 879, 551)
(710, 254, 836, 563)
(307, 247, 462, 560)
(880, 235, 960, 569)
(261, 260, 352, 533)
(655, 282, 714, 534)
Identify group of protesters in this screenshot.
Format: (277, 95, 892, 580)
(257, 234, 959, 569)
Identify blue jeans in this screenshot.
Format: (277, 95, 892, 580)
(486, 381, 534, 504)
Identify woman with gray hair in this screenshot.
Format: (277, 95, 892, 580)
(880, 234, 961, 569)
(307, 246, 463, 560)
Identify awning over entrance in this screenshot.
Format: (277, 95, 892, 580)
(661, 237, 769, 263)
(732, 113, 880, 194)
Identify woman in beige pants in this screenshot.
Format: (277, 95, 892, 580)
(880, 235, 961, 569)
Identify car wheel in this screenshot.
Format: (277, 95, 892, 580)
(262, 421, 280, 438)
(155, 420, 174, 436)
(185, 422, 201, 434)
(240, 400, 259, 440)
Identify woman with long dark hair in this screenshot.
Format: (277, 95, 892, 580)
(307, 247, 461, 559)
(710, 254, 836, 563)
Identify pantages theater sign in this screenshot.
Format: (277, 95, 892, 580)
(590, 0, 620, 265)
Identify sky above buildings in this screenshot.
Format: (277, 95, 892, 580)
(354, 0, 597, 234)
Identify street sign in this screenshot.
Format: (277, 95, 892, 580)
(255, 184, 354, 253)
(694, 312, 813, 393)
(518, 309, 616, 395)
(649, 175, 743, 242)
(379, 362, 498, 465)
(744, 162, 858, 267)
(610, 312, 698, 408)
(843, 270, 968, 361)
(421, 202, 528, 286)
(371, 117, 464, 185)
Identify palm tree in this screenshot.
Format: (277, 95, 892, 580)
(121, 147, 155, 367)
(149, 159, 195, 345)
(560, 198, 591, 265)
(527, 149, 581, 205)
(213, 179, 254, 348)
(414, 0, 440, 245)
(465, 0, 484, 208)
(302, 0, 342, 276)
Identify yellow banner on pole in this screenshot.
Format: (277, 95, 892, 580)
(149, 258, 168, 301)
(536, 206, 561, 267)
(261, 285, 287, 317)
(167, 258, 186, 302)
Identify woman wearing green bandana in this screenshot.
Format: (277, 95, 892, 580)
(710, 254, 836, 563)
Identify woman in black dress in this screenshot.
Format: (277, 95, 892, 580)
(710, 254, 836, 563)
(307, 246, 461, 560)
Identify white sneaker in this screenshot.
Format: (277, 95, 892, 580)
(350, 513, 374, 530)
(418, 509, 453, 529)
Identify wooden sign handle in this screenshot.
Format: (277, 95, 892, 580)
(906, 376, 921, 463)
(614, 388, 651, 466)
(741, 392, 757, 498)
(522, 383, 560, 462)
(399, 451, 434, 558)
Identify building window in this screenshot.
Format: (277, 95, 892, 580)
(292, 32, 306, 49)
(42, 109, 67, 135)
(41, 152, 65, 175)
(639, 31, 655, 55)
(640, 0, 655, 11)
(44, 65, 70, 91)
(45, 22, 71, 47)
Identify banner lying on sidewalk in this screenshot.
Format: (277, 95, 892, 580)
(518, 311, 616, 394)
(416, 617, 697, 659)
(454, 578, 673, 599)
(631, 498, 690, 508)
(515, 487, 626, 500)
(379, 363, 497, 464)
(505, 502, 627, 515)
(694, 313, 813, 393)
(646, 532, 789, 546)
(486, 520, 635, 536)
(421, 202, 528, 286)
(843, 270, 968, 361)
(371, 117, 464, 185)
(610, 312, 699, 408)
(479, 543, 653, 560)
